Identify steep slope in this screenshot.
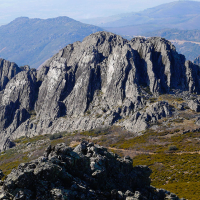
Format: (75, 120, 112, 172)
(0, 31, 200, 151)
(0, 17, 103, 68)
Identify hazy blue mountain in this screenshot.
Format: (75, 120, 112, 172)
(82, 1, 200, 36)
(0, 17, 103, 68)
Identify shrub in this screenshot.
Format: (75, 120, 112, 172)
(168, 145, 178, 151)
(85, 110, 91, 115)
(95, 113, 102, 118)
(149, 98, 157, 103)
(49, 132, 63, 140)
(80, 127, 109, 137)
(176, 98, 183, 101)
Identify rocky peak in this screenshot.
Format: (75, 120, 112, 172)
(0, 31, 200, 150)
(0, 59, 22, 91)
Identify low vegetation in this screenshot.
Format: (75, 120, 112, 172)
(132, 154, 200, 200)
(49, 131, 68, 140)
(108, 129, 200, 153)
(80, 127, 110, 137)
(0, 124, 200, 199)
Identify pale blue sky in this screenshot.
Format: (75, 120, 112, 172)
(0, 0, 199, 25)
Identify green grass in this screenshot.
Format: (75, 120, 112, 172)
(49, 131, 69, 140)
(149, 97, 157, 103)
(109, 129, 200, 153)
(162, 182, 200, 200)
(14, 134, 50, 144)
(0, 149, 29, 178)
(132, 153, 200, 200)
(80, 127, 110, 137)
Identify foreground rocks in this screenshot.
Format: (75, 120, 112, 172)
(0, 142, 184, 200)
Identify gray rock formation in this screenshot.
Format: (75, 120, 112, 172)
(188, 100, 200, 112)
(0, 59, 21, 91)
(0, 141, 182, 200)
(0, 61, 38, 150)
(0, 31, 200, 149)
(119, 101, 171, 132)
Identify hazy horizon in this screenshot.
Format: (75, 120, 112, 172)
(1, 0, 200, 26)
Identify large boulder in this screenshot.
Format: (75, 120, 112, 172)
(188, 100, 200, 112)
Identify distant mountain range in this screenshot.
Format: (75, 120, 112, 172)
(0, 17, 103, 68)
(80, 1, 200, 61)
(82, 1, 200, 36)
(1, 1, 200, 68)
(146, 29, 200, 42)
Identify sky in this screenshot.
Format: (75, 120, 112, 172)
(0, 0, 199, 25)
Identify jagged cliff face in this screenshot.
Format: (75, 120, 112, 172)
(0, 59, 21, 91)
(0, 31, 200, 150)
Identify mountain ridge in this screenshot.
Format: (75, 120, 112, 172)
(0, 31, 199, 151)
(82, 1, 200, 36)
(0, 16, 103, 68)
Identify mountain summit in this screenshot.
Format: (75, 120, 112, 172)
(0, 31, 200, 150)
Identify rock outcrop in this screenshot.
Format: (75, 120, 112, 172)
(188, 99, 200, 112)
(0, 141, 183, 200)
(0, 31, 200, 149)
(0, 59, 21, 91)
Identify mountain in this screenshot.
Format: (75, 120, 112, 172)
(0, 17, 103, 68)
(146, 29, 200, 42)
(0, 31, 200, 151)
(0, 31, 200, 199)
(82, 1, 200, 36)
